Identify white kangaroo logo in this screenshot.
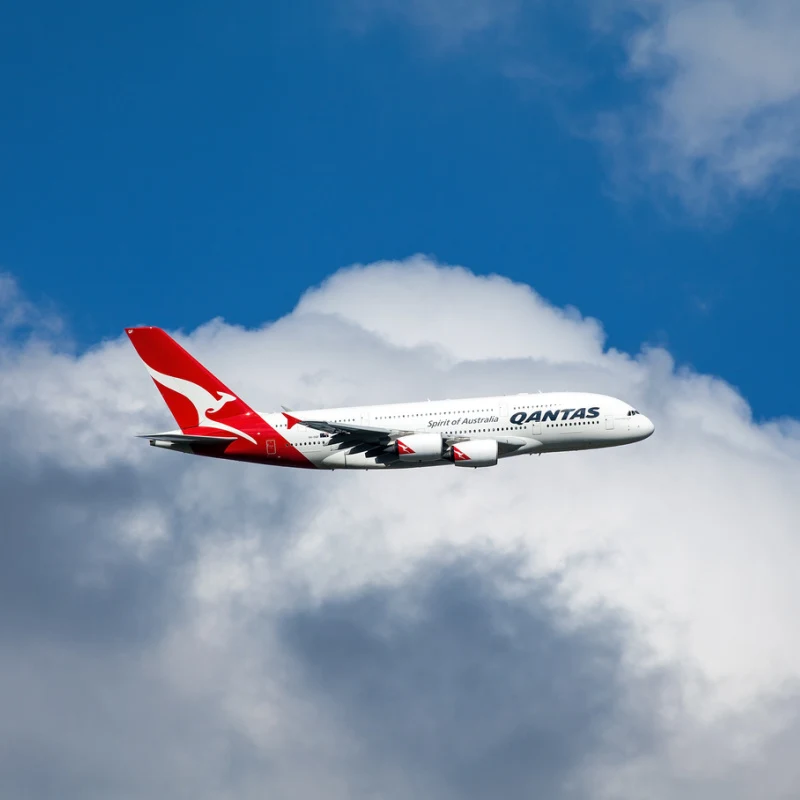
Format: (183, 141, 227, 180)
(146, 366, 257, 445)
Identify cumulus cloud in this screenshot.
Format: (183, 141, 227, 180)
(2, 257, 800, 798)
(295, 256, 606, 365)
(281, 559, 655, 800)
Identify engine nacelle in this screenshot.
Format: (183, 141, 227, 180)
(450, 439, 498, 468)
(395, 433, 444, 462)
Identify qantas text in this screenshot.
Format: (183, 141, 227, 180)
(510, 407, 600, 425)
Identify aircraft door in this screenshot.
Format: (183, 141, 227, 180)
(499, 401, 508, 425)
(605, 415, 615, 430)
(531, 420, 542, 436)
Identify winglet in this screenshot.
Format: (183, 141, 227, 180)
(283, 412, 302, 429)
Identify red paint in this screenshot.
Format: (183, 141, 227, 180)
(283, 412, 302, 429)
(126, 327, 314, 468)
(396, 440, 415, 455)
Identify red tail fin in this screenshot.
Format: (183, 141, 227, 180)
(126, 327, 254, 431)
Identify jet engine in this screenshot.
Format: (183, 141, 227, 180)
(395, 433, 444, 462)
(450, 439, 498, 468)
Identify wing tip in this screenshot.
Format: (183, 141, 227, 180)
(283, 412, 301, 429)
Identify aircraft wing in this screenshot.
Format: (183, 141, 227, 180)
(283, 413, 409, 443)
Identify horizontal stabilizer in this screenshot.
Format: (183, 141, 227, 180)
(136, 432, 237, 446)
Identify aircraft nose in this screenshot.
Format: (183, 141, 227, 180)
(639, 415, 655, 439)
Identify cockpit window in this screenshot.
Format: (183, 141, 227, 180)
(627, 410, 640, 416)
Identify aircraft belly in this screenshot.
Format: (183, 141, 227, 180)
(321, 450, 450, 470)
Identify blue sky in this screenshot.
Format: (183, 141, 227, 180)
(2, 0, 797, 418)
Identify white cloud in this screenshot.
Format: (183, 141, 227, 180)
(613, 0, 800, 208)
(295, 256, 606, 366)
(0, 271, 62, 338)
(2, 258, 800, 798)
(344, 0, 800, 210)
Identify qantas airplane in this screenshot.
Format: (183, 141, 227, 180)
(127, 327, 654, 471)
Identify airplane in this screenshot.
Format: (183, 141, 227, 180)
(127, 326, 654, 471)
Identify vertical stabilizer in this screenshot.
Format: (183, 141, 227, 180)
(126, 327, 255, 436)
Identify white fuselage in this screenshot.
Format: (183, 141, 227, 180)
(260, 392, 654, 470)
